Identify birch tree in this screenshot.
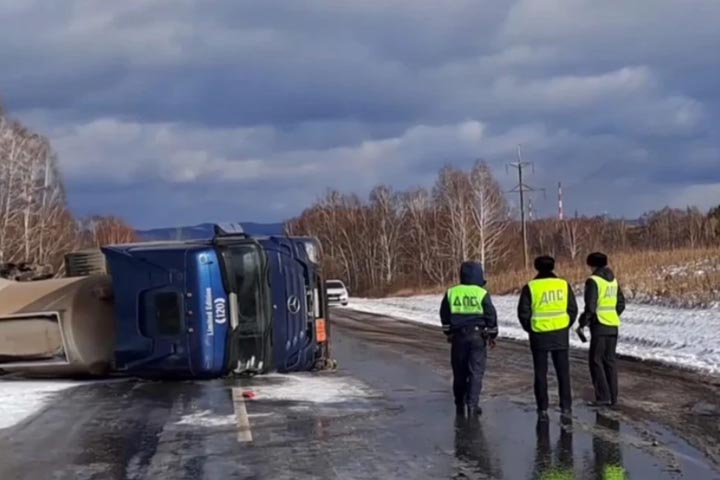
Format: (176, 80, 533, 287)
(561, 219, 583, 260)
(433, 166, 474, 274)
(0, 116, 78, 271)
(369, 185, 403, 286)
(469, 160, 510, 270)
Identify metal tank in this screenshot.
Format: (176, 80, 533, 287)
(0, 275, 115, 377)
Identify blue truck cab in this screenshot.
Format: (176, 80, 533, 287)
(101, 224, 330, 378)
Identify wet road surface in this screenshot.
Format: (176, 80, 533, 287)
(0, 310, 718, 479)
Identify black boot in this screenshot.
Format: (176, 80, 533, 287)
(467, 405, 482, 417)
(455, 405, 466, 416)
(586, 400, 611, 408)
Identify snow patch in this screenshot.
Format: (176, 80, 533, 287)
(0, 380, 82, 430)
(176, 410, 236, 428)
(247, 373, 376, 406)
(658, 258, 720, 279)
(342, 296, 720, 375)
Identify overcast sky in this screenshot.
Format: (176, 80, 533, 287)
(1, 1, 719, 228)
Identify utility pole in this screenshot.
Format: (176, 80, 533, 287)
(507, 145, 544, 270)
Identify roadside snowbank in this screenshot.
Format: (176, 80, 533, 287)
(343, 296, 720, 375)
(0, 380, 81, 429)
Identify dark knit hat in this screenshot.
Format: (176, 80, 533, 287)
(586, 252, 608, 268)
(534, 255, 555, 273)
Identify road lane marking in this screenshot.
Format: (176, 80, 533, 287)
(231, 387, 253, 443)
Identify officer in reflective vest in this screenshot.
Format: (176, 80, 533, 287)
(578, 252, 625, 408)
(440, 261, 498, 417)
(518, 256, 578, 418)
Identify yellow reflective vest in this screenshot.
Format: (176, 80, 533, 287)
(529, 278, 571, 332)
(591, 276, 621, 327)
(447, 285, 487, 315)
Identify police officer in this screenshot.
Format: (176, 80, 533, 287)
(578, 252, 625, 408)
(440, 261, 498, 417)
(518, 256, 578, 418)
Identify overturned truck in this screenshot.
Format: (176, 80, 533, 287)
(0, 225, 334, 378)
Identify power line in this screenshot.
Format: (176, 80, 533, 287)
(507, 144, 545, 270)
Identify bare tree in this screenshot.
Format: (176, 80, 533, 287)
(0, 117, 78, 272)
(79, 216, 138, 247)
(434, 166, 474, 274)
(369, 185, 403, 286)
(561, 219, 583, 260)
(469, 160, 510, 270)
(288, 162, 720, 296)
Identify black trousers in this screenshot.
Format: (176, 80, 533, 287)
(451, 329, 487, 408)
(531, 348, 572, 411)
(589, 335, 618, 404)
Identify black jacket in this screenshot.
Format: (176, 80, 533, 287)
(580, 267, 625, 336)
(517, 272, 578, 351)
(440, 262, 498, 337)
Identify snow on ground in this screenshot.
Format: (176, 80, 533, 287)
(176, 410, 236, 428)
(247, 373, 376, 405)
(343, 296, 720, 375)
(0, 380, 82, 429)
(658, 258, 720, 279)
(176, 374, 376, 427)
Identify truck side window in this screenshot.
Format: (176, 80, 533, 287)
(154, 292, 183, 336)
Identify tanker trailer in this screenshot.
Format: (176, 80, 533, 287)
(0, 275, 115, 376)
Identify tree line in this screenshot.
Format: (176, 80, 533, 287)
(287, 161, 720, 296)
(0, 106, 136, 277)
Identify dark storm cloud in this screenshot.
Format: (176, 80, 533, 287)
(1, 0, 719, 226)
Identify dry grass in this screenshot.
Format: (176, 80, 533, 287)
(387, 248, 720, 307)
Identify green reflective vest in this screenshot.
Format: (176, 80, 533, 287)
(591, 276, 621, 327)
(603, 464, 626, 480)
(529, 278, 570, 332)
(447, 285, 487, 315)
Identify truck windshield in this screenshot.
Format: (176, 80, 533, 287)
(219, 243, 265, 332)
(217, 241, 271, 373)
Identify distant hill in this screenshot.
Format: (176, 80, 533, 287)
(136, 222, 286, 241)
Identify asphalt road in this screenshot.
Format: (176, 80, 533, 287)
(0, 308, 718, 479)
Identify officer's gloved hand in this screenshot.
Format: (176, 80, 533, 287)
(488, 339, 497, 349)
(576, 326, 587, 343)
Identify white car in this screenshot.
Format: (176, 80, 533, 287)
(326, 279, 349, 306)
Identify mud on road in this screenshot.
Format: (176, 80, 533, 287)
(331, 308, 720, 469)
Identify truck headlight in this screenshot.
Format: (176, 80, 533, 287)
(303, 242, 318, 263)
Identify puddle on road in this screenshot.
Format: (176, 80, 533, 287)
(326, 328, 720, 479)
